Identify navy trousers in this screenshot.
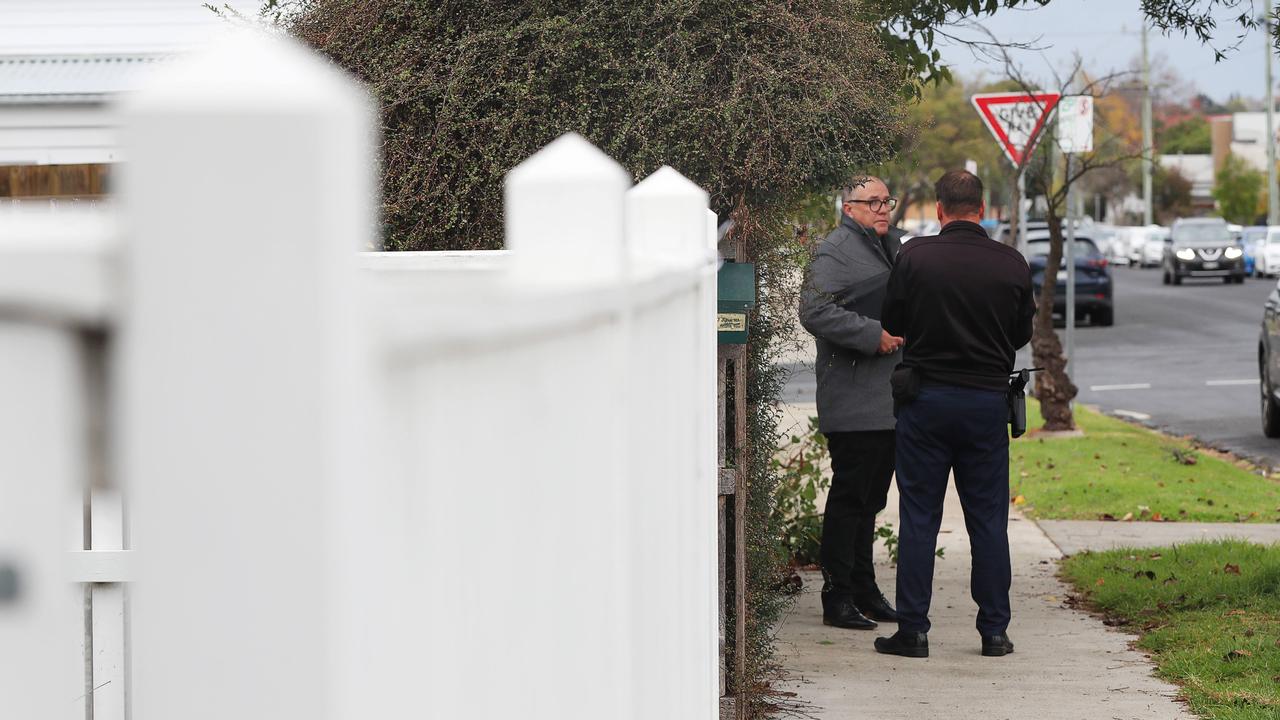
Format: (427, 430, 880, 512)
(894, 384, 1011, 636)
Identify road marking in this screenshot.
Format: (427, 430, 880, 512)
(1089, 383, 1151, 391)
(1205, 379, 1259, 386)
(1113, 409, 1152, 421)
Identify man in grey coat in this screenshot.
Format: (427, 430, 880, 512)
(799, 177, 904, 630)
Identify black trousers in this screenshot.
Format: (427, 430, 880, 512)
(820, 430, 895, 598)
(894, 384, 1011, 636)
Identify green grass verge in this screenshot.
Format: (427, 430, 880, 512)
(1060, 541, 1280, 719)
(1010, 399, 1280, 522)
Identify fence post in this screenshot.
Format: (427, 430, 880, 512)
(505, 132, 631, 285)
(624, 166, 715, 718)
(0, 324, 86, 720)
(118, 31, 375, 720)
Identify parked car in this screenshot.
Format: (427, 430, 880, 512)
(1259, 279, 1280, 436)
(995, 220, 1048, 247)
(1089, 224, 1119, 261)
(1252, 226, 1280, 278)
(1107, 226, 1135, 266)
(1142, 230, 1168, 267)
(1162, 217, 1245, 285)
(1024, 230, 1114, 326)
(1241, 225, 1269, 276)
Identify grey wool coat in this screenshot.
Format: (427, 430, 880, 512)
(799, 215, 905, 433)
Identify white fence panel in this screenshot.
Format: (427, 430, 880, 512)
(0, 211, 116, 720)
(3, 29, 718, 720)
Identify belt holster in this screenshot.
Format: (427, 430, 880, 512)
(1008, 369, 1031, 438)
(890, 364, 920, 418)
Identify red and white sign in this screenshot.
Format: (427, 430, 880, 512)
(971, 92, 1061, 167)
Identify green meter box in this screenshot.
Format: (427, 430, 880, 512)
(717, 261, 756, 345)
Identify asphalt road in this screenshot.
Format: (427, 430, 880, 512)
(780, 264, 1280, 467)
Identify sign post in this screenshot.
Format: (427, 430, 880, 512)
(1056, 95, 1095, 407)
(971, 92, 1061, 252)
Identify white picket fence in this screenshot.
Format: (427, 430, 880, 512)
(0, 31, 719, 720)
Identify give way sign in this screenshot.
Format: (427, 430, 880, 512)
(971, 92, 1061, 168)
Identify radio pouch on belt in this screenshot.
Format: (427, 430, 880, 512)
(1007, 368, 1032, 438)
(890, 364, 920, 418)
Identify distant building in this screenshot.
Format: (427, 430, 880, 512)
(1158, 153, 1215, 210)
(0, 1, 257, 203)
(1210, 112, 1277, 175)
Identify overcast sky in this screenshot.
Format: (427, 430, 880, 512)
(938, 0, 1274, 104)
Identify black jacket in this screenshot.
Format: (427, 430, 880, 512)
(881, 220, 1035, 391)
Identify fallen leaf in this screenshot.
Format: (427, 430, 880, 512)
(1094, 453, 1101, 460)
(1149, 553, 1163, 560)
(1162, 576, 1178, 585)
(1225, 609, 1247, 616)
(1121, 512, 1134, 521)
(1225, 563, 1242, 575)
(1045, 595, 1059, 603)
(1224, 649, 1253, 661)
(1095, 578, 1106, 586)
(1151, 512, 1164, 522)
(1133, 570, 1156, 580)
(1245, 629, 1255, 637)
(1020, 471, 1029, 478)
(1100, 513, 1117, 521)
(1012, 495, 1026, 506)
(1156, 481, 1165, 488)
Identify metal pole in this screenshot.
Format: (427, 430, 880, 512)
(1065, 154, 1077, 405)
(1267, 14, 1278, 225)
(1141, 23, 1154, 226)
(1017, 167, 1027, 252)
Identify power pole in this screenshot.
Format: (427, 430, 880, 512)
(1142, 21, 1155, 226)
(1267, 12, 1279, 225)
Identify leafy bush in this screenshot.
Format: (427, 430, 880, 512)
(771, 417, 831, 566)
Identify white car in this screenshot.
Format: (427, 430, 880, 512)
(1141, 229, 1168, 267)
(1254, 226, 1280, 277)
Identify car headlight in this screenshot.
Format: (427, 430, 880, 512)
(1225, 247, 1243, 259)
(1175, 248, 1195, 261)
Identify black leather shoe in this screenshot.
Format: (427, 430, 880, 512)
(855, 591, 899, 623)
(874, 630, 929, 658)
(821, 595, 878, 630)
(981, 633, 1014, 657)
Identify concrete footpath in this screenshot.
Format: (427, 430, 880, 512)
(774, 480, 1197, 720)
(1038, 519, 1280, 556)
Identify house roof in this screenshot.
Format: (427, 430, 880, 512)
(0, 55, 163, 104)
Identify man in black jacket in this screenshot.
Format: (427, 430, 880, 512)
(798, 177, 904, 630)
(873, 170, 1035, 659)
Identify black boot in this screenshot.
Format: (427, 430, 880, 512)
(874, 630, 929, 658)
(821, 591, 877, 630)
(854, 589, 900, 623)
(981, 632, 1014, 657)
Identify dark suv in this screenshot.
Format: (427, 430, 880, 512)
(1162, 217, 1245, 285)
(1024, 231, 1114, 326)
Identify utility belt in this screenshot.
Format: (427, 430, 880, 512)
(890, 365, 1043, 438)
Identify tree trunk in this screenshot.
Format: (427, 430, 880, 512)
(1031, 207, 1077, 431)
(890, 180, 913, 228)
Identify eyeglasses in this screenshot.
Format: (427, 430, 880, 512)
(846, 198, 898, 212)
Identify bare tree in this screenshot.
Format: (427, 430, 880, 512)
(989, 42, 1148, 431)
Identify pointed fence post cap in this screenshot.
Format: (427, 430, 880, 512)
(504, 133, 631, 284)
(122, 28, 371, 117)
(626, 165, 710, 263)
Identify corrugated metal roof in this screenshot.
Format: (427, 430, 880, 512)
(0, 55, 165, 104)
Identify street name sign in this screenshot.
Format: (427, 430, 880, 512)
(971, 92, 1061, 167)
(1056, 95, 1094, 154)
